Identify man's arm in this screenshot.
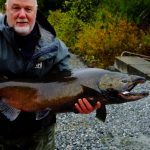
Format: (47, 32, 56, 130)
(51, 38, 71, 75)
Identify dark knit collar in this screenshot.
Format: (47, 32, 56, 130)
(14, 23, 40, 60)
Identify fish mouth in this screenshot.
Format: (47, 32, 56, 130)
(119, 78, 149, 101)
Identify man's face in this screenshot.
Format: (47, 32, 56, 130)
(5, 0, 37, 36)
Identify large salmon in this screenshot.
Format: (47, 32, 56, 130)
(0, 68, 148, 121)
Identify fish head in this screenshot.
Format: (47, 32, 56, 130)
(98, 72, 149, 104)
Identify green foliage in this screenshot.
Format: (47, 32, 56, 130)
(48, 2, 150, 68)
(0, 0, 5, 11)
(48, 10, 84, 48)
(62, 0, 101, 22)
(74, 8, 150, 68)
(102, 0, 150, 24)
(37, 0, 64, 13)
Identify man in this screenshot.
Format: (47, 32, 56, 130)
(0, 0, 101, 149)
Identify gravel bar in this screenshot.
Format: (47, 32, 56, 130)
(55, 54, 150, 150)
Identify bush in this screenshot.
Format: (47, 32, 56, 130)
(48, 10, 84, 49)
(75, 9, 150, 68)
(62, 0, 101, 22)
(48, 6, 150, 68)
(0, 0, 5, 11)
(102, 0, 150, 24)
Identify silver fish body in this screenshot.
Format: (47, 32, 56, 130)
(0, 68, 148, 121)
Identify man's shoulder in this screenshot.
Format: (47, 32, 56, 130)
(38, 24, 55, 42)
(0, 13, 4, 22)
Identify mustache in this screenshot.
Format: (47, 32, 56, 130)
(16, 19, 28, 23)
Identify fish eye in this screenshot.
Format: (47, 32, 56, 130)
(109, 83, 113, 87)
(122, 80, 128, 83)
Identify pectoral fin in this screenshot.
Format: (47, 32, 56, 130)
(36, 108, 51, 120)
(96, 104, 107, 122)
(81, 85, 100, 98)
(0, 99, 21, 121)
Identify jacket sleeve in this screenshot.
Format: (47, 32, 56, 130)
(52, 38, 71, 76)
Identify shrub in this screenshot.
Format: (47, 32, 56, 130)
(48, 10, 84, 49)
(0, 0, 5, 11)
(75, 9, 149, 68)
(62, 0, 101, 22)
(102, 0, 150, 24)
(48, 7, 150, 68)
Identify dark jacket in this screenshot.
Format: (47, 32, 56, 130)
(0, 13, 71, 138)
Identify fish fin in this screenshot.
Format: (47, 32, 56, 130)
(81, 85, 107, 121)
(96, 104, 107, 122)
(0, 99, 21, 121)
(81, 85, 100, 106)
(81, 85, 100, 96)
(36, 108, 51, 120)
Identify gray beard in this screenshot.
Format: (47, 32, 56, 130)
(14, 25, 34, 36)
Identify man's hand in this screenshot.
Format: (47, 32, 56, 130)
(75, 98, 101, 114)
